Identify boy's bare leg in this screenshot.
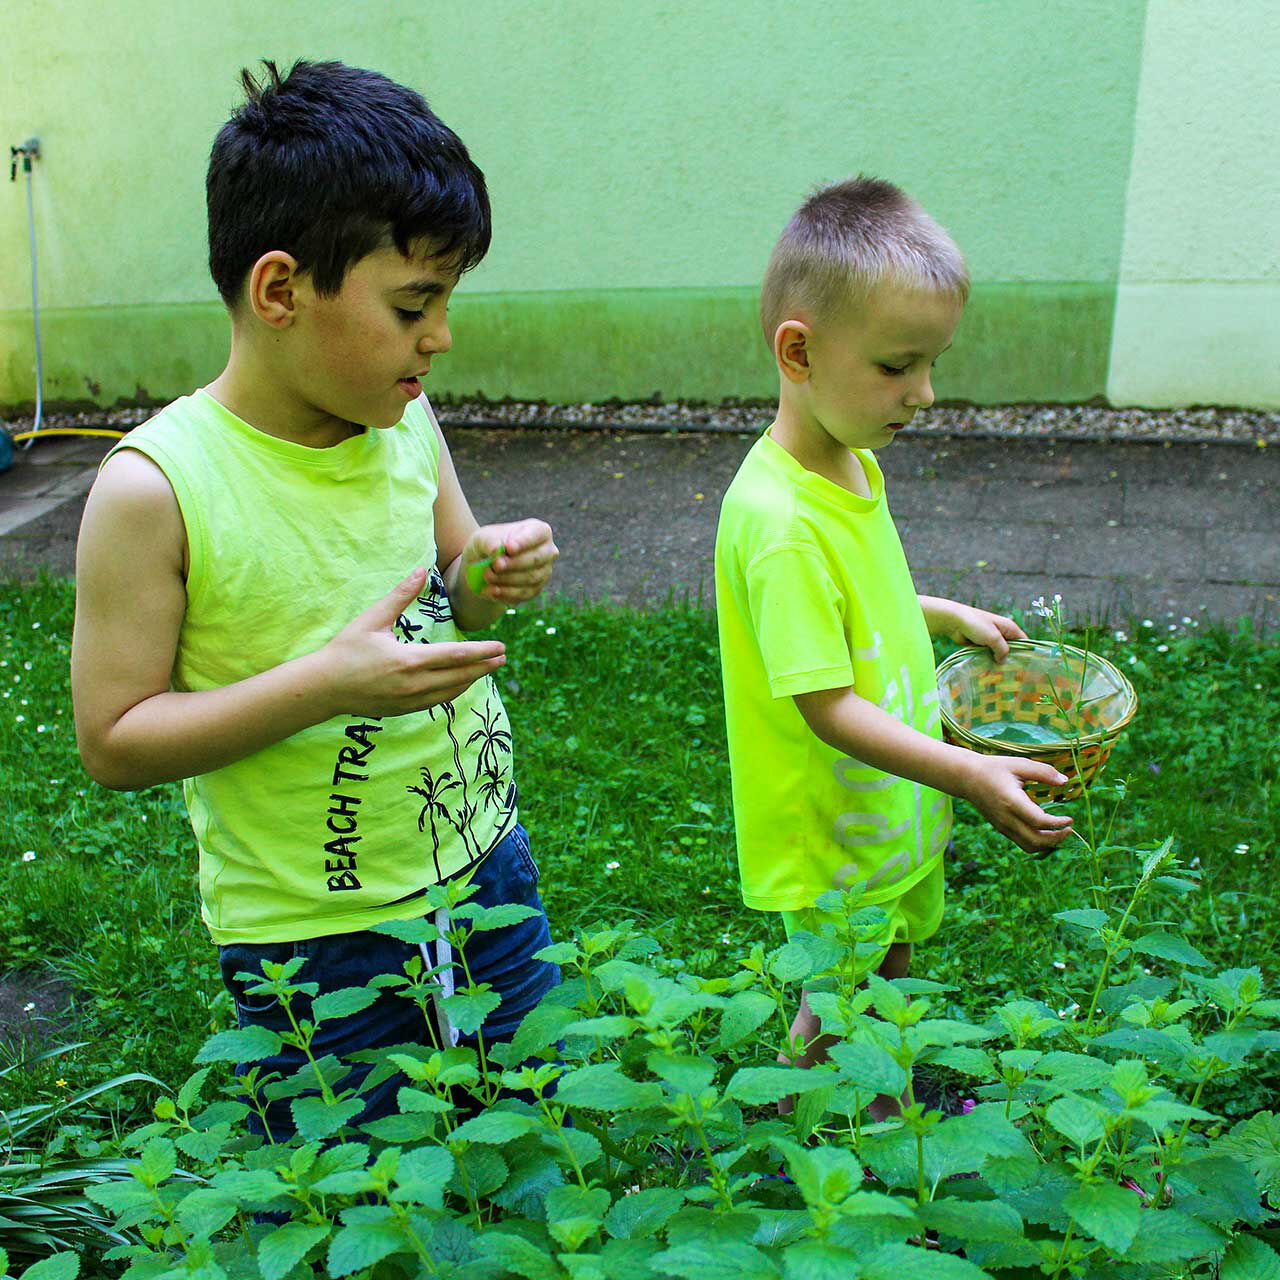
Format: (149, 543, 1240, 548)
(777, 941, 912, 1120)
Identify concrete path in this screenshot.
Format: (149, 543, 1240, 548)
(2, 426, 1277, 631)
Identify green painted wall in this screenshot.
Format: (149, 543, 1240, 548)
(1107, 0, 1280, 408)
(3, 1, 1149, 409)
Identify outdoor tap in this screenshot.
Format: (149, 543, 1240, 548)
(10, 136, 40, 181)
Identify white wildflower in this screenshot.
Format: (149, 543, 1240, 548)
(1234, 843, 1250, 855)
(1189, 856, 1201, 868)
(22, 1002, 34, 1013)
(1156, 644, 1169, 653)
(605, 860, 621, 872)
(22, 661, 31, 671)
(505, 608, 516, 615)
(721, 933, 732, 945)
(15, 715, 24, 723)
(21, 850, 36, 862)
(36, 724, 46, 733)
(545, 626, 557, 635)
(1052, 960, 1067, 970)
(1114, 630, 1128, 641)
(1141, 619, 1153, 628)
(1181, 616, 1191, 624)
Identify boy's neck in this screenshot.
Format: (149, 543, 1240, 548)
(771, 398, 872, 499)
(206, 340, 362, 450)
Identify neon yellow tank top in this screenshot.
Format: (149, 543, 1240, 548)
(108, 390, 516, 944)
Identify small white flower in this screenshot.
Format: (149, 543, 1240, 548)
(700, 886, 711, 895)
(22, 1002, 34, 1013)
(1052, 960, 1067, 970)
(1052, 593, 1062, 605)
(1167, 623, 1178, 632)
(1234, 843, 1250, 855)
(1156, 644, 1169, 653)
(36, 724, 46, 733)
(1141, 619, 1154, 628)
(1189, 856, 1201, 868)
(545, 626, 557, 635)
(505, 608, 516, 615)
(720, 933, 732, 945)
(31, 622, 40, 630)
(1181, 616, 1191, 624)
(21, 850, 36, 862)
(1057, 1002, 1080, 1018)
(22, 661, 31, 671)
(535, 619, 545, 627)
(1114, 630, 1128, 642)
(1128, 656, 1138, 665)
(14, 715, 24, 723)
(1255, 683, 1263, 691)
(605, 860, 621, 872)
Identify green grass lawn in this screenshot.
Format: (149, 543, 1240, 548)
(1, 578, 1277, 1128)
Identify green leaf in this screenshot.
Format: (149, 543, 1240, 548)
(311, 985, 380, 1023)
(1062, 1182, 1144, 1253)
(647, 1053, 715, 1095)
(780, 1242, 862, 1280)
(767, 941, 820, 984)
(724, 1066, 836, 1106)
(653, 1239, 781, 1280)
(441, 987, 504, 1035)
(451, 1144, 509, 1197)
(370, 916, 441, 945)
(1123, 1209, 1226, 1263)
(605, 1187, 686, 1239)
(497, 1002, 579, 1065)
(556, 1063, 665, 1111)
(1054, 908, 1108, 931)
(927, 1046, 993, 1077)
(21, 1255, 81, 1280)
(919, 1197, 1024, 1242)
(327, 1210, 411, 1276)
(391, 1145, 454, 1208)
(1222, 1235, 1280, 1280)
(718, 990, 778, 1049)
(828, 1040, 908, 1097)
(561, 1014, 638, 1039)
(1129, 931, 1210, 968)
(860, 1243, 992, 1277)
(258, 1222, 331, 1280)
(137, 1136, 177, 1186)
(478, 1230, 563, 1280)
(452, 901, 541, 930)
(174, 1186, 239, 1238)
(176, 1067, 212, 1112)
(546, 1183, 611, 1251)
(449, 1111, 541, 1144)
(1218, 1111, 1280, 1201)
(396, 1085, 456, 1114)
(1046, 1095, 1107, 1148)
(194, 1023, 283, 1064)
(291, 1095, 364, 1141)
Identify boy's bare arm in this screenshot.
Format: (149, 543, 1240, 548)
(427, 413, 557, 631)
(72, 451, 506, 790)
(919, 595, 1026, 659)
(793, 685, 1073, 854)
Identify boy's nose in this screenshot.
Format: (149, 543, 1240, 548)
(419, 322, 452, 356)
(905, 373, 934, 409)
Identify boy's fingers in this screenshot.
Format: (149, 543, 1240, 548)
(353, 568, 428, 630)
(408, 640, 505, 669)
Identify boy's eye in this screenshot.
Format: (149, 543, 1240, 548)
(395, 307, 424, 322)
(878, 363, 907, 376)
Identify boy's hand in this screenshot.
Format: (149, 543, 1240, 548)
(958, 754, 1074, 853)
(323, 568, 507, 715)
(463, 519, 558, 603)
(922, 597, 1026, 661)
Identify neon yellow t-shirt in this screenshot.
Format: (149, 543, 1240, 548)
(107, 391, 517, 945)
(714, 430, 950, 912)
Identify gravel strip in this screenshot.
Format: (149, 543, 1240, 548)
(4, 400, 1278, 445)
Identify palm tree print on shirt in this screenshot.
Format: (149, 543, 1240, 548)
(406, 766, 460, 882)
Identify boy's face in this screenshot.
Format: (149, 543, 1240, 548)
(288, 241, 459, 430)
(801, 283, 963, 452)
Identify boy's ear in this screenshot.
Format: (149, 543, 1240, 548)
(775, 320, 812, 383)
(245, 251, 302, 329)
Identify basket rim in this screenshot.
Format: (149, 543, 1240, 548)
(936, 639, 1138, 753)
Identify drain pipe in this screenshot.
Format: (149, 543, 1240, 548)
(7, 138, 123, 452)
(9, 138, 43, 449)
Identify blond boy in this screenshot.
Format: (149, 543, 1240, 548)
(714, 177, 1072, 1100)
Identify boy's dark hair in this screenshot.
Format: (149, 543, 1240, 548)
(207, 59, 491, 306)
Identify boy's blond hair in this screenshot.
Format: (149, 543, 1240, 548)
(760, 175, 969, 344)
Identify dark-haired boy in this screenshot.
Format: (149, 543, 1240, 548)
(715, 177, 1074, 1112)
(72, 61, 560, 1136)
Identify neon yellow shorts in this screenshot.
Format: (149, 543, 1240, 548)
(780, 858, 945, 977)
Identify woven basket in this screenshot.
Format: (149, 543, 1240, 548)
(936, 640, 1138, 803)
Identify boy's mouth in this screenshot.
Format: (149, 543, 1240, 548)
(398, 375, 423, 397)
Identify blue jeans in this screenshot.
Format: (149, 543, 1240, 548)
(217, 822, 559, 1140)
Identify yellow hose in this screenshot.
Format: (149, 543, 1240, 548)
(11, 427, 126, 443)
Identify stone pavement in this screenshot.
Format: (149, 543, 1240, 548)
(1, 426, 1277, 631)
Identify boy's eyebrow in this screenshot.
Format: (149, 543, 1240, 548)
(395, 276, 457, 297)
(883, 341, 954, 359)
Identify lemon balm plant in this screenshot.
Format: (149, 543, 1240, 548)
(23, 793, 1278, 1280)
